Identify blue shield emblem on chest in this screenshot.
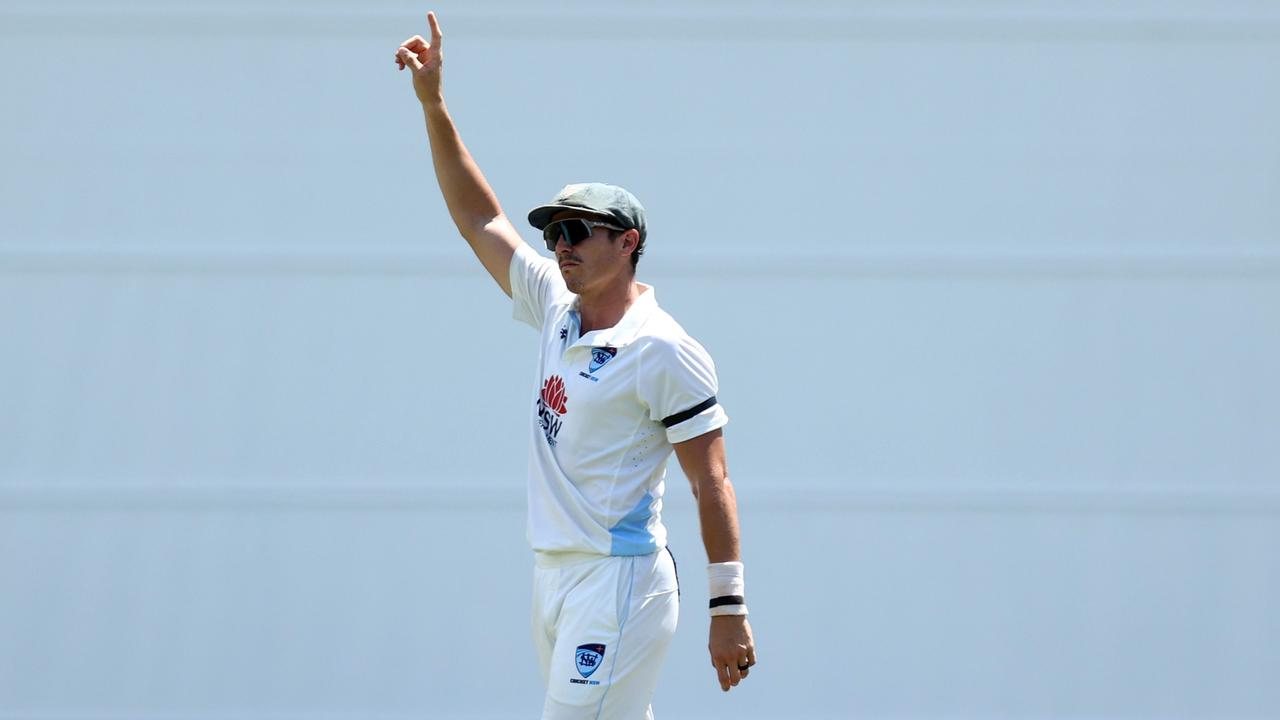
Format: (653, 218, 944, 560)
(575, 643, 606, 678)
(589, 347, 617, 374)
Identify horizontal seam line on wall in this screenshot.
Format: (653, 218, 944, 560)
(2, 248, 1279, 278)
(2, 484, 1278, 515)
(3, 9, 1280, 43)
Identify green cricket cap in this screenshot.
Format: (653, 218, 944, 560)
(527, 182, 647, 242)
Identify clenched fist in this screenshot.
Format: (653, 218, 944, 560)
(395, 11, 444, 106)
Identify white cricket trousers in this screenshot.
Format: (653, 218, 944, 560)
(532, 548, 680, 720)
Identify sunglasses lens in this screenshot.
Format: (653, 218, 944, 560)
(543, 219, 591, 250)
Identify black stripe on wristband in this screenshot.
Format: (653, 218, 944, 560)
(709, 595, 745, 609)
(662, 396, 718, 428)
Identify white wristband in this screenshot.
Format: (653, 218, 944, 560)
(707, 561, 747, 616)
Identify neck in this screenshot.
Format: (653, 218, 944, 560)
(577, 273, 643, 334)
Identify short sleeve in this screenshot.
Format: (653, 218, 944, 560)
(510, 242, 568, 330)
(637, 335, 730, 445)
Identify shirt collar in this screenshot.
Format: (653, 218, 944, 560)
(569, 284, 657, 350)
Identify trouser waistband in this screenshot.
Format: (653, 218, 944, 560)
(534, 548, 663, 569)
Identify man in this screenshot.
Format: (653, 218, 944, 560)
(395, 13, 756, 718)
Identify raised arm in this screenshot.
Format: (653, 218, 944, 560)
(673, 428, 758, 693)
(395, 12, 521, 297)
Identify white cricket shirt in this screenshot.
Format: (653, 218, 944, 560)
(510, 242, 729, 556)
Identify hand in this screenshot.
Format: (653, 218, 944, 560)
(395, 11, 444, 105)
(709, 615, 756, 692)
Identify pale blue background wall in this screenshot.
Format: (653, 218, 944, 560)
(2, 1, 1278, 718)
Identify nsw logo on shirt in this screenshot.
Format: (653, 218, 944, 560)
(589, 347, 617, 373)
(579, 346, 618, 383)
(536, 375, 569, 447)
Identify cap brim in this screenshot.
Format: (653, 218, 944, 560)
(527, 203, 617, 230)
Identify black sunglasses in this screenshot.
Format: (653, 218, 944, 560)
(543, 218, 626, 251)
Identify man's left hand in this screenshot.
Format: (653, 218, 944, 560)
(709, 615, 756, 692)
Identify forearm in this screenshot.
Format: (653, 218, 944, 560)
(674, 429, 742, 563)
(421, 100, 507, 236)
(694, 475, 742, 564)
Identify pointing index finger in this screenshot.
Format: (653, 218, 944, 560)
(428, 13, 443, 44)
(428, 11, 443, 45)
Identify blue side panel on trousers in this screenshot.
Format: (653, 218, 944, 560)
(610, 492, 658, 556)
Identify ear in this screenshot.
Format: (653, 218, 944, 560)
(618, 229, 639, 256)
